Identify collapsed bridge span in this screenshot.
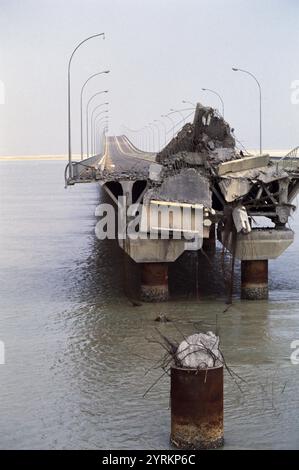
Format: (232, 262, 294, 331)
(65, 104, 299, 301)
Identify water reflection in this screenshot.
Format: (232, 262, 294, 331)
(0, 161, 299, 449)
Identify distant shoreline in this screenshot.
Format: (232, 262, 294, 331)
(0, 150, 291, 161)
(0, 155, 71, 161)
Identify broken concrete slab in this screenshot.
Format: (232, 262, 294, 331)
(149, 163, 163, 181)
(219, 178, 252, 202)
(217, 155, 270, 176)
(152, 168, 212, 206)
(209, 147, 236, 163)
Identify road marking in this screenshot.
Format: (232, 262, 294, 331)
(116, 136, 156, 163)
(98, 137, 110, 170)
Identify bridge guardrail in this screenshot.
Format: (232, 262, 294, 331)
(65, 132, 107, 186)
(276, 146, 299, 173)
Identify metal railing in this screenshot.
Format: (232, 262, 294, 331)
(276, 146, 299, 173)
(65, 131, 107, 186)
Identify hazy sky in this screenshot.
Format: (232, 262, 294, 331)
(0, 0, 299, 155)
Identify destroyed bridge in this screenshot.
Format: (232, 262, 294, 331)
(65, 104, 299, 301)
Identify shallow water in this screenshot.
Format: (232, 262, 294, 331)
(0, 160, 299, 449)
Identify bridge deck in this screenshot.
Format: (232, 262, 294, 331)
(67, 135, 156, 184)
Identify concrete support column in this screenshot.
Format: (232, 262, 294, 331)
(241, 259, 268, 300)
(141, 263, 169, 302)
(120, 180, 134, 206)
(202, 223, 216, 254)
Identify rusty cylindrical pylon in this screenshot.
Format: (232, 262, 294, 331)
(241, 259, 268, 300)
(140, 262, 168, 302)
(170, 366, 224, 449)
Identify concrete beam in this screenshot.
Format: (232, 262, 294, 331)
(217, 155, 270, 176)
(218, 228, 294, 260)
(123, 238, 186, 263)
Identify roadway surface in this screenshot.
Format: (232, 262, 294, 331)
(69, 135, 156, 183)
(101, 135, 156, 175)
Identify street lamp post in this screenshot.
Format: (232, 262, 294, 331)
(154, 119, 167, 146)
(144, 126, 151, 151)
(165, 108, 195, 137)
(93, 113, 109, 154)
(96, 121, 109, 154)
(137, 128, 145, 150)
(138, 129, 145, 150)
(143, 127, 150, 151)
(91, 108, 108, 154)
(94, 117, 109, 154)
(100, 126, 108, 154)
(151, 122, 161, 150)
(135, 130, 143, 150)
(80, 70, 109, 160)
(201, 88, 224, 118)
(122, 126, 143, 150)
(232, 67, 262, 155)
(67, 32, 105, 177)
(90, 102, 108, 153)
(144, 126, 151, 152)
(86, 90, 108, 158)
(170, 108, 186, 124)
(147, 124, 156, 152)
(161, 114, 175, 138)
(182, 100, 196, 107)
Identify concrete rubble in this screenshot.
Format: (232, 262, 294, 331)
(176, 332, 222, 369)
(143, 102, 299, 237)
(145, 168, 211, 206)
(156, 105, 235, 166)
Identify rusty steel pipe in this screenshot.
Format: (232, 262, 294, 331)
(241, 259, 268, 300)
(170, 366, 224, 449)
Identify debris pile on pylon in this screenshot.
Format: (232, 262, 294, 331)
(152, 329, 223, 371)
(176, 332, 222, 369)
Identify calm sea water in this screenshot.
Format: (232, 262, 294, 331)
(0, 160, 299, 449)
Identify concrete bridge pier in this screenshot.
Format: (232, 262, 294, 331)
(120, 180, 134, 206)
(241, 260, 268, 300)
(218, 227, 294, 301)
(140, 262, 169, 302)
